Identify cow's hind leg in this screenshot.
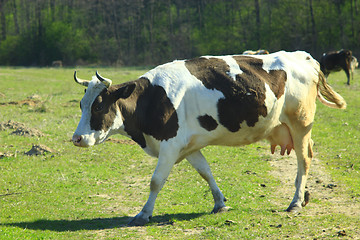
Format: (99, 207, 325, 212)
(186, 151, 228, 213)
(286, 126, 314, 213)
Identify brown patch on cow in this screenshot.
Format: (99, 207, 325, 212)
(233, 56, 287, 99)
(88, 81, 146, 148)
(198, 114, 218, 131)
(117, 78, 179, 147)
(186, 57, 282, 132)
(133, 78, 179, 141)
(90, 88, 119, 132)
(89, 81, 136, 134)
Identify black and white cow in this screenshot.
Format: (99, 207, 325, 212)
(72, 51, 346, 226)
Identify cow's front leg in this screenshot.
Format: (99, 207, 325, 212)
(128, 149, 177, 226)
(186, 151, 228, 213)
(345, 68, 351, 85)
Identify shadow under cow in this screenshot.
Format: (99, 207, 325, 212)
(1, 212, 206, 231)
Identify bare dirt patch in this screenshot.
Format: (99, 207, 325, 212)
(0, 120, 26, 130)
(270, 152, 360, 216)
(11, 127, 45, 137)
(269, 151, 360, 236)
(25, 144, 55, 156)
(0, 120, 45, 137)
(0, 94, 42, 107)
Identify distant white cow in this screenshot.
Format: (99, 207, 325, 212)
(350, 56, 358, 80)
(52, 60, 63, 67)
(72, 51, 346, 226)
(243, 49, 270, 55)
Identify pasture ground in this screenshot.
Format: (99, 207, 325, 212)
(0, 67, 359, 239)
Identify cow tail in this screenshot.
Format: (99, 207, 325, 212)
(317, 71, 347, 109)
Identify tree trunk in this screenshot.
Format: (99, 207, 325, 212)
(309, 0, 317, 55)
(254, 0, 260, 49)
(50, 0, 56, 22)
(12, 0, 19, 34)
(350, 0, 355, 38)
(0, 0, 6, 41)
(335, 1, 344, 46)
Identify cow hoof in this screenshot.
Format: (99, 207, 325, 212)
(128, 214, 151, 226)
(285, 205, 302, 213)
(211, 206, 231, 214)
(301, 191, 311, 207)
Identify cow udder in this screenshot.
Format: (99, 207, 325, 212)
(267, 123, 294, 155)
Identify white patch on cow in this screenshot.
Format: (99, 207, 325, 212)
(143, 135, 160, 157)
(264, 82, 279, 109)
(97, 109, 127, 141)
(219, 56, 243, 80)
(74, 77, 107, 147)
(261, 55, 285, 73)
(141, 61, 185, 109)
(141, 60, 225, 111)
(111, 110, 125, 134)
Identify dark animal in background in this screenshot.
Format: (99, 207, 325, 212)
(320, 49, 352, 85)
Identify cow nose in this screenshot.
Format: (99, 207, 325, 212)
(72, 135, 83, 146)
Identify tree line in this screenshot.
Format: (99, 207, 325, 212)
(0, 0, 359, 66)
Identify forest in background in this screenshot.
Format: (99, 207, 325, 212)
(0, 0, 359, 66)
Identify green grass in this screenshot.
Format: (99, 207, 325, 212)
(313, 71, 360, 198)
(0, 67, 359, 239)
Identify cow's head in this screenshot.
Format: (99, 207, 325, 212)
(72, 71, 135, 147)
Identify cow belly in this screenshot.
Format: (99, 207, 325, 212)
(195, 117, 275, 147)
(267, 123, 294, 155)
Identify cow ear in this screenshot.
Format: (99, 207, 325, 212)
(116, 83, 136, 99)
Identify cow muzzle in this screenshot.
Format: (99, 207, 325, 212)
(72, 134, 90, 147)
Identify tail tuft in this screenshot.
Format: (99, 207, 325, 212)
(317, 71, 346, 109)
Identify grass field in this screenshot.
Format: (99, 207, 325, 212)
(0, 66, 359, 239)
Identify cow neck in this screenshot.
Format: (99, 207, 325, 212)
(116, 79, 148, 148)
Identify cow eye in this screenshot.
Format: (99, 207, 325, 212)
(94, 104, 104, 112)
(92, 95, 104, 112)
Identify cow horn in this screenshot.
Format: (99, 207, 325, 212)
(96, 71, 112, 88)
(74, 71, 90, 87)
